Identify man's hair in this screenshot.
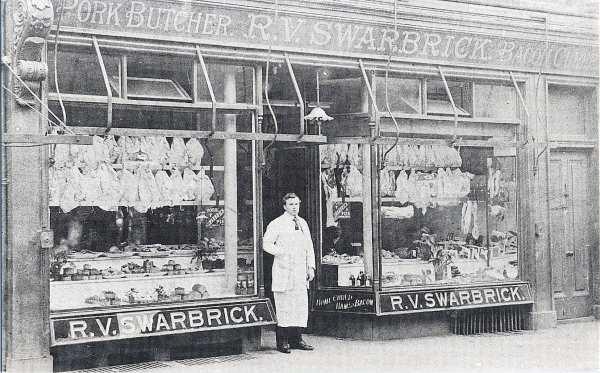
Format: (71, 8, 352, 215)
(282, 192, 301, 205)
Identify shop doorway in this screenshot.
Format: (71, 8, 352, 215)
(261, 143, 320, 303)
(549, 150, 594, 319)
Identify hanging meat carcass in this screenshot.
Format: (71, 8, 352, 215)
(185, 138, 204, 168)
(49, 166, 67, 206)
(79, 168, 102, 205)
(97, 163, 121, 211)
(181, 168, 197, 201)
(394, 170, 409, 203)
(135, 167, 159, 213)
(60, 167, 85, 213)
(168, 137, 187, 167)
(154, 170, 173, 206)
(344, 166, 362, 197)
(104, 135, 120, 164)
(195, 169, 215, 202)
(379, 167, 396, 197)
(53, 144, 71, 168)
(169, 168, 185, 204)
(119, 169, 138, 207)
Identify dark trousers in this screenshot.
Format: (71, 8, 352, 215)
(276, 326, 302, 347)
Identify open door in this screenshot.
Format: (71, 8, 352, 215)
(261, 143, 320, 305)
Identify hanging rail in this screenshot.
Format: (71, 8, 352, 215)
(91, 36, 112, 134)
(284, 54, 305, 139)
(196, 46, 217, 137)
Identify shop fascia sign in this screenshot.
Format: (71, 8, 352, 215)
(378, 282, 532, 315)
(54, 0, 598, 76)
(51, 299, 276, 346)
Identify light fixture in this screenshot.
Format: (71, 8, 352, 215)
(304, 69, 333, 135)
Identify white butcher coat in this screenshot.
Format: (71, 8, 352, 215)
(263, 212, 316, 327)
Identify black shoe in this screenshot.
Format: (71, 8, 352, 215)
(290, 339, 314, 351)
(277, 342, 291, 353)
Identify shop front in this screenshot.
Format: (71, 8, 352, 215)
(2, 0, 598, 371)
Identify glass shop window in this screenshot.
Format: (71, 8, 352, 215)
(316, 67, 365, 115)
(375, 76, 421, 114)
(123, 54, 195, 101)
(319, 143, 370, 287)
(47, 104, 255, 133)
(427, 79, 472, 117)
(548, 84, 596, 140)
(196, 63, 255, 104)
(47, 46, 120, 96)
(378, 144, 519, 287)
(472, 82, 518, 120)
(48, 138, 256, 311)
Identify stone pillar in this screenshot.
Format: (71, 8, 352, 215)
(3, 0, 55, 371)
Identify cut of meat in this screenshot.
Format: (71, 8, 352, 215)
(53, 144, 71, 168)
(49, 166, 67, 206)
(97, 163, 121, 211)
(154, 136, 170, 167)
(379, 167, 396, 197)
(168, 137, 187, 167)
(119, 169, 138, 206)
(154, 170, 173, 206)
(60, 167, 84, 213)
(181, 168, 197, 201)
(104, 135, 119, 164)
(169, 169, 185, 204)
(186, 138, 204, 167)
(79, 168, 102, 204)
(394, 170, 409, 203)
(135, 168, 155, 213)
(345, 166, 362, 197)
(195, 169, 215, 202)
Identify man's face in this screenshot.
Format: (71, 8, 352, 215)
(283, 197, 300, 216)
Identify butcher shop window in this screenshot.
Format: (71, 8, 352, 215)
(427, 79, 471, 117)
(377, 145, 519, 288)
(48, 138, 257, 311)
(319, 143, 370, 287)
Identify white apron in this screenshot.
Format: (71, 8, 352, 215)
(273, 226, 309, 327)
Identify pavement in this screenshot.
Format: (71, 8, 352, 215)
(69, 319, 600, 373)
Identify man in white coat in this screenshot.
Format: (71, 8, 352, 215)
(263, 193, 316, 353)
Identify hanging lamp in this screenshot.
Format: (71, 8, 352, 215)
(304, 70, 333, 134)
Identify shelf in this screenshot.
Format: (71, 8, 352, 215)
(65, 247, 255, 262)
(50, 270, 225, 286)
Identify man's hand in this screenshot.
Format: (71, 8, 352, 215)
(307, 267, 315, 281)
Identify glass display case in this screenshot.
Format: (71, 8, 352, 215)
(377, 146, 519, 288)
(49, 138, 257, 311)
(317, 143, 520, 291)
(47, 47, 261, 313)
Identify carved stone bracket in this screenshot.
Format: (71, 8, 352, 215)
(11, 0, 54, 106)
